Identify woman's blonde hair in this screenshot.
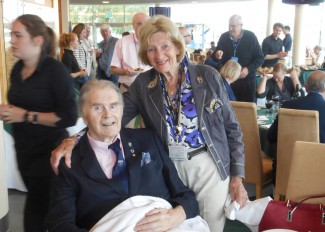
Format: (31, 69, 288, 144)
(273, 62, 287, 74)
(220, 60, 242, 82)
(59, 33, 77, 49)
(138, 15, 185, 66)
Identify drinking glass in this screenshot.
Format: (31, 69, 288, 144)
(265, 100, 273, 117)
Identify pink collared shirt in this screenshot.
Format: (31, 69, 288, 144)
(87, 133, 124, 179)
(111, 33, 151, 86)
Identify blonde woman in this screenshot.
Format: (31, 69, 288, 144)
(59, 32, 88, 91)
(257, 63, 304, 103)
(220, 60, 242, 101)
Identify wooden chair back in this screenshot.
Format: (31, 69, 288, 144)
(275, 108, 319, 200)
(286, 141, 325, 204)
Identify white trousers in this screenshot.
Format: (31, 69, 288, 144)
(173, 151, 230, 232)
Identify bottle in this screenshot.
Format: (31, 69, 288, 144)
(293, 84, 301, 99)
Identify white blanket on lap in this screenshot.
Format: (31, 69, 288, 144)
(90, 196, 210, 232)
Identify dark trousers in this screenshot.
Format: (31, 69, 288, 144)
(231, 78, 257, 103)
(97, 67, 119, 86)
(22, 175, 51, 232)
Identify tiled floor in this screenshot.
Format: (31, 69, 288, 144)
(8, 182, 273, 232)
(8, 189, 25, 232)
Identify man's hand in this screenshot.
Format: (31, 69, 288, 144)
(50, 138, 76, 175)
(239, 67, 249, 79)
(229, 176, 248, 207)
(277, 51, 288, 58)
(134, 206, 186, 232)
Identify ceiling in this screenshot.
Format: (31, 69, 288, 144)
(69, 0, 243, 5)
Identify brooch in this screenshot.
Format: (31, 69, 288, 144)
(148, 76, 158, 88)
(205, 98, 223, 113)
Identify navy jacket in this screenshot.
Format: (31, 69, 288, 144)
(46, 128, 198, 231)
(268, 92, 325, 143)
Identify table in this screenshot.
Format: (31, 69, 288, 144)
(4, 118, 86, 191)
(257, 108, 277, 159)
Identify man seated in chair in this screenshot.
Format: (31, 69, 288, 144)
(268, 70, 325, 143)
(46, 80, 205, 232)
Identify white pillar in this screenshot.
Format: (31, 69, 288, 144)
(267, 0, 278, 36)
(292, 4, 307, 65)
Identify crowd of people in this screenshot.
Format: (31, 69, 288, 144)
(1, 10, 325, 232)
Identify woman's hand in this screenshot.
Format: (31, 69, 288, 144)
(134, 206, 186, 232)
(229, 176, 248, 207)
(0, 104, 26, 124)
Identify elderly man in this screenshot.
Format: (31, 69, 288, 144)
(46, 80, 205, 232)
(110, 12, 151, 92)
(268, 70, 325, 143)
(96, 24, 118, 85)
(212, 14, 264, 103)
(262, 22, 288, 68)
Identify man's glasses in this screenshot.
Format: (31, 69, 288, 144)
(183, 34, 191, 38)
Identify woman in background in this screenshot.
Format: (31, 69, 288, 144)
(72, 23, 90, 84)
(219, 60, 242, 101)
(0, 14, 77, 232)
(59, 32, 88, 91)
(257, 62, 304, 103)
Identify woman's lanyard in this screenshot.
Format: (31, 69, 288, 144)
(161, 69, 183, 144)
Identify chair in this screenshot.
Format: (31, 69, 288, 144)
(286, 141, 325, 204)
(231, 101, 273, 199)
(274, 108, 319, 200)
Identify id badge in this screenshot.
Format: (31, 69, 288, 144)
(231, 56, 238, 62)
(169, 145, 187, 161)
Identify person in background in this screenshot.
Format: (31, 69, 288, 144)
(50, 15, 247, 232)
(110, 12, 151, 93)
(0, 14, 78, 232)
(283, 25, 292, 53)
(110, 12, 151, 128)
(46, 80, 203, 232)
(72, 23, 91, 85)
(122, 31, 130, 37)
(256, 63, 304, 103)
(59, 32, 88, 91)
(96, 24, 119, 85)
(179, 26, 192, 61)
(204, 49, 219, 70)
(84, 24, 97, 79)
(197, 54, 206, 65)
(261, 22, 287, 68)
(210, 41, 216, 51)
(267, 70, 325, 144)
(219, 60, 242, 101)
(212, 14, 264, 102)
(311, 45, 324, 67)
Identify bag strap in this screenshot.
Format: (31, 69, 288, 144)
(287, 195, 325, 222)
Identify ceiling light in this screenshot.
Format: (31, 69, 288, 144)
(102, 1, 110, 3)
